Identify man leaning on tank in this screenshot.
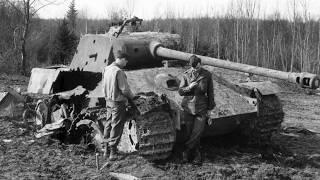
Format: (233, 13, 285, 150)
(178, 55, 215, 164)
(102, 50, 134, 161)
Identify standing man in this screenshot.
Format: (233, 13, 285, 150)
(178, 55, 215, 164)
(102, 50, 134, 160)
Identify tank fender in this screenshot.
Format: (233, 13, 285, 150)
(236, 81, 281, 97)
(28, 68, 68, 94)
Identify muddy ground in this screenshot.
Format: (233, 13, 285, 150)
(0, 74, 320, 180)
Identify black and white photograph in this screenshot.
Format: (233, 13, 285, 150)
(0, 0, 320, 179)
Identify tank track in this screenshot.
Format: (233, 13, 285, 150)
(241, 94, 284, 146)
(135, 109, 176, 160)
(132, 92, 176, 160)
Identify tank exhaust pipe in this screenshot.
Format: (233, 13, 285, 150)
(149, 41, 320, 89)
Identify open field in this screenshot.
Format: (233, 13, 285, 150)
(0, 74, 320, 179)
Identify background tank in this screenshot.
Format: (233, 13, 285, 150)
(26, 20, 320, 160)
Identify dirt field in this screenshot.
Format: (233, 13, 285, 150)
(0, 74, 320, 179)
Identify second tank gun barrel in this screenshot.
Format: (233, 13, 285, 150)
(149, 41, 320, 90)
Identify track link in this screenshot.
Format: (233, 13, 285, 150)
(241, 95, 284, 146)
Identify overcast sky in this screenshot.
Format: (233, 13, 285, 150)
(37, 0, 320, 20)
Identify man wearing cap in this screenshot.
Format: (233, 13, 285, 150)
(178, 55, 215, 164)
(102, 50, 134, 160)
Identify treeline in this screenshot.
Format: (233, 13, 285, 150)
(143, 16, 320, 74)
(1, 1, 320, 75)
(0, 0, 80, 74)
(0, 0, 114, 74)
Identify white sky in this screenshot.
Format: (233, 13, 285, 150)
(37, 0, 320, 20)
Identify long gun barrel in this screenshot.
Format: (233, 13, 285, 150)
(150, 41, 320, 89)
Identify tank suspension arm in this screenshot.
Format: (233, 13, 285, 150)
(149, 41, 320, 90)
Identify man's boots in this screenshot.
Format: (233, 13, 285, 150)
(109, 147, 118, 161)
(182, 149, 190, 163)
(102, 143, 109, 159)
(193, 148, 202, 165)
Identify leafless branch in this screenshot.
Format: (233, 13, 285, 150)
(5, 0, 24, 16)
(30, 0, 37, 6)
(31, 0, 62, 16)
(13, 26, 24, 50)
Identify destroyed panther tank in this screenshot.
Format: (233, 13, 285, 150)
(26, 20, 320, 161)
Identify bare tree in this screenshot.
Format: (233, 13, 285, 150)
(6, 0, 60, 75)
(255, 1, 261, 66)
(289, 0, 298, 72)
(77, 8, 88, 34)
(216, 17, 220, 59)
(107, 6, 128, 22)
(300, 0, 311, 72)
(318, 18, 320, 73)
(125, 0, 135, 18)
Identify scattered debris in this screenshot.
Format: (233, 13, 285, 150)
(0, 87, 25, 118)
(95, 153, 100, 171)
(109, 172, 140, 180)
(282, 126, 320, 135)
(99, 161, 111, 171)
(2, 139, 12, 143)
(280, 132, 300, 137)
(35, 119, 71, 138)
(22, 140, 35, 145)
